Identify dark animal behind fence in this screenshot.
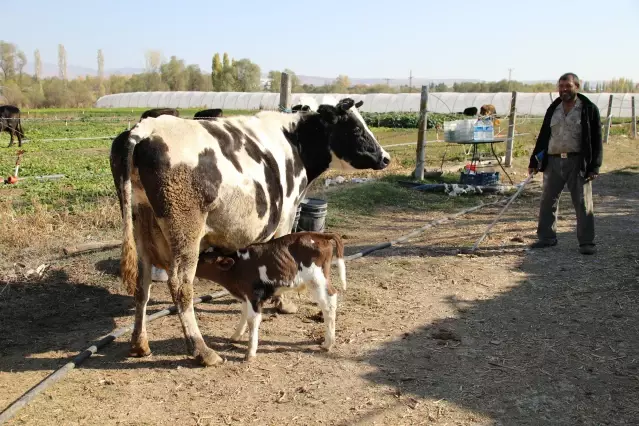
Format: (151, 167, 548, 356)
(480, 104, 497, 117)
(139, 108, 180, 120)
(462, 107, 478, 116)
(0, 105, 25, 147)
(193, 108, 223, 120)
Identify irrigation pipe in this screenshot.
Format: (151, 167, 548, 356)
(468, 173, 536, 252)
(0, 195, 515, 424)
(0, 290, 229, 425)
(342, 197, 509, 262)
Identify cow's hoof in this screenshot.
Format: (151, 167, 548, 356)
(230, 333, 243, 342)
(195, 348, 224, 367)
(321, 340, 335, 351)
(129, 343, 152, 358)
(244, 353, 256, 363)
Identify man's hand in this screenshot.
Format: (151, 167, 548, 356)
(585, 172, 598, 182)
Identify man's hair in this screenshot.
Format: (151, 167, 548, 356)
(558, 72, 580, 88)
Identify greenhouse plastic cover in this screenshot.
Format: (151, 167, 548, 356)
(95, 91, 635, 117)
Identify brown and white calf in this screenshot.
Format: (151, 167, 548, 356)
(195, 232, 346, 361)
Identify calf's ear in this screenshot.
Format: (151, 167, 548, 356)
(216, 257, 235, 271)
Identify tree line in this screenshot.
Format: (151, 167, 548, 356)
(0, 40, 636, 109)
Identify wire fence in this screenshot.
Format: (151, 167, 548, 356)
(1, 103, 636, 194)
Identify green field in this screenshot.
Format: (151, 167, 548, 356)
(2, 108, 635, 214)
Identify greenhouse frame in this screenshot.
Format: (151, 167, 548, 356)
(95, 91, 635, 117)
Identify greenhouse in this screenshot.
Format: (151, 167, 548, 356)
(95, 91, 635, 117)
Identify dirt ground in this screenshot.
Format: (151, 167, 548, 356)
(1, 151, 639, 425)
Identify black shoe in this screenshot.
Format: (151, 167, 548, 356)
(579, 244, 596, 255)
(530, 239, 558, 249)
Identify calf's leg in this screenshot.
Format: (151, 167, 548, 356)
(309, 273, 338, 350)
(231, 300, 249, 341)
(245, 300, 263, 361)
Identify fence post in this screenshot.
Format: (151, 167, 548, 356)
(413, 85, 429, 180)
(279, 72, 292, 112)
(603, 94, 613, 143)
(632, 96, 636, 140)
(505, 91, 517, 167)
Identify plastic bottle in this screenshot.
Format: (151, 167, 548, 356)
(473, 119, 483, 141)
(484, 118, 494, 141)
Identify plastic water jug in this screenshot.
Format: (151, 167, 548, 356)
(473, 119, 483, 141)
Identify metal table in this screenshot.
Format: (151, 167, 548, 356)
(454, 137, 507, 169)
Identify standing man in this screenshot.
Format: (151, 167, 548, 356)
(528, 72, 602, 255)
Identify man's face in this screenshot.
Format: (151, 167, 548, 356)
(558, 77, 579, 102)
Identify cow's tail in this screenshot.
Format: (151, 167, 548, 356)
(120, 133, 141, 296)
(326, 232, 346, 290)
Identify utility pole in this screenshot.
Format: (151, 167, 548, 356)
(508, 68, 513, 91)
(409, 70, 413, 93)
(385, 78, 390, 86)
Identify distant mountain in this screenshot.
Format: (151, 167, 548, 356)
(292, 74, 483, 87)
(22, 62, 598, 87)
(24, 62, 145, 78)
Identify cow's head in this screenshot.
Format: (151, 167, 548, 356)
(317, 98, 390, 171)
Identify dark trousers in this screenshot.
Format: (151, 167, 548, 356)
(537, 155, 595, 245)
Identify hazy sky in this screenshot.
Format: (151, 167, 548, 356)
(4, 0, 637, 81)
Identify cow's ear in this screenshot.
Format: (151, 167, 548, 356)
(317, 105, 338, 124)
(355, 100, 364, 108)
(337, 98, 355, 112)
(215, 257, 235, 271)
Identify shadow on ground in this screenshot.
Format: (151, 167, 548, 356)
(358, 170, 639, 425)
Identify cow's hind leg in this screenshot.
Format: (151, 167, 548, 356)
(166, 227, 223, 367)
(129, 258, 153, 357)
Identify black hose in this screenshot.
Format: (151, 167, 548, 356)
(0, 290, 229, 425)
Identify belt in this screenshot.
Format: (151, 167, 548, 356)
(548, 152, 580, 158)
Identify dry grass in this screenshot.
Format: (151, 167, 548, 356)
(0, 197, 120, 269)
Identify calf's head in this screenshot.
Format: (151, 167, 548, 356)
(317, 98, 391, 171)
(196, 252, 236, 282)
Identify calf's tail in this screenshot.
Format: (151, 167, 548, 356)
(325, 233, 346, 290)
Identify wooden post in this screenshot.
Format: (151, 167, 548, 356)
(632, 96, 636, 139)
(505, 91, 517, 167)
(279, 72, 291, 112)
(603, 94, 613, 143)
(413, 85, 429, 180)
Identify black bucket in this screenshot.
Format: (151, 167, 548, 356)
(296, 197, 328, 232)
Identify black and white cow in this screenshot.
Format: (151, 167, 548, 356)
(109, 98, 390, 366)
